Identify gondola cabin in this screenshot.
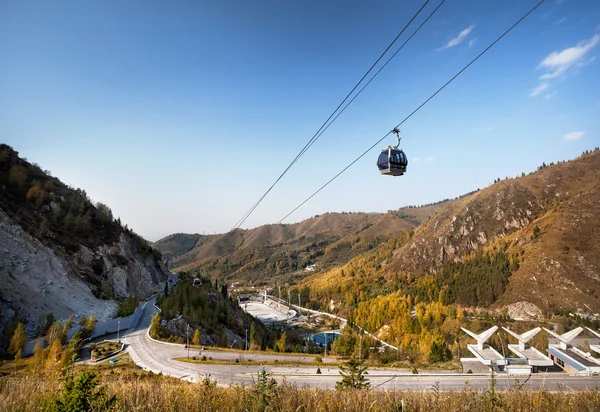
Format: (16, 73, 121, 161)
(377, 147, 408, 176)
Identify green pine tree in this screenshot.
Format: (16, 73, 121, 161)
(336, 357, 370, 390)
(54, 370, 116, 411)
(252, 368, 278, 410)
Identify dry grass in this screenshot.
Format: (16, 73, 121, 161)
(1, 355, 599, 411)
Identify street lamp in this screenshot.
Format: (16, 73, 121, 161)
(117, 320, 120, 342)
(245, 329, 248, 351)
(359, 332, 363, 364)
(186, 323, 190, 359)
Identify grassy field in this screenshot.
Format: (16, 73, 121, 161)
(1, 354, 600, 411)
(174, 356, 461, 372)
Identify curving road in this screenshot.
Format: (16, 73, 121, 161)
(123, 298, 600, 391)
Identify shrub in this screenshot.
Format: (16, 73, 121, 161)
(53, 370, 116, 411)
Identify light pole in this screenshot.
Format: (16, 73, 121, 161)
(278, 285, 281, 301)
(359, 332, 363, 364)
(186, 323, 190, 359)
(298, 293, 301, 309)
(245, 329, 248, 351)
(288, 290, 291, 306)
(117, 320, 120, 342)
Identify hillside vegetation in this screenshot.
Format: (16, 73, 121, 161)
(155, 212, 418, 285)
(292, 149, 600, 333)
(0, 144, 168, 343)
(154, 199, 463, 285)
(152, 274, 271, 347)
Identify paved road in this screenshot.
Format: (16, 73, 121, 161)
(122, 298, 600, 390)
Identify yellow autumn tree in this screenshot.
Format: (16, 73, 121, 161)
(9, 323, 27, 359)
(192, 329, 200, 346)
(45, 339, 63, 377)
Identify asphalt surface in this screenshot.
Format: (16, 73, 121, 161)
(123, 298, 600, 391)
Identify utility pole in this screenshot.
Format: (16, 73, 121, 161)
(117, 320, 120, 342)
(288, 290, 291, 306)
(278, 285, 281, 301)
(245, 329, 248, 351)
(298, 293, 301, 309)
(186, 323, 190, 359)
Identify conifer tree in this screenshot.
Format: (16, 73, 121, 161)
(192, 329, 201, 346)
(46, 339, 64, 376)
(54, 370, 116, 411)
(276, 331, 287, 352)
(9, 322, 26, 359)
(336, 357, 370, 390)
(86, 313, 97, 336)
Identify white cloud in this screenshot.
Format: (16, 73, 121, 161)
(545, 91, 557, 100)
(563, 131, 585, 141)
(468, 38, 477, 48)
(530, 83, 549, 97)
(437, 25, 475, 51)
(539, 34, 600, 79)
(553, 17, 567, 26)
(413, 157, 421, 163)
(425, 157, 435, 162)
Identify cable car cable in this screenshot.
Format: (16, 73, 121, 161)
(306, 0, 447, 153)
(231, 0, 432, 231)
(277, 0, 546, 224)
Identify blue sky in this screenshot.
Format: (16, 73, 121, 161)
(1, 0, 599, 241)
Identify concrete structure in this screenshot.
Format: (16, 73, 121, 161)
(544, 327, 600, 375)
(586, 327, 600, 355)
(543, 326, 583, 350)
(502, 326, 553, 368)
(461, 326, 506, 367)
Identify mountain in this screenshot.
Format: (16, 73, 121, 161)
(0, 144, 169, 341)
(154, 211, 429, 286)
(294, 148, 600, 319)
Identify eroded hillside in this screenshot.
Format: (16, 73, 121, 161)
(0, 144, 169, 340)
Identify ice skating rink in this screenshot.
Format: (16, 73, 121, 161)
(242, 301, 291, 323)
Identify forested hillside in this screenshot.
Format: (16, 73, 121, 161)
(154, 200, 465, 286)
(155, 212, 419, 285)
(0, 144, 168, 344)
(152, 274, 271, 347)
(290, 148, 600, 341)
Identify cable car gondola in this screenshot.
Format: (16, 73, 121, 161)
(377, 128, 408, 176)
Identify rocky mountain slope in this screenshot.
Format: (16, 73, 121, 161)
(0, 144, 169, 340)
(295, 149, 600, 318)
